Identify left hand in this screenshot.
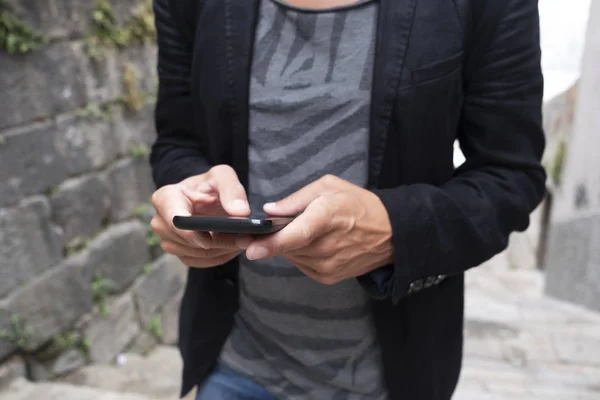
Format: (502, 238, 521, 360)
(246, 175, 394, 285)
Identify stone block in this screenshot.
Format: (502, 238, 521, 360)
(132, 254, 187, 326)
(0, 123, 68, 207)
(0, 197, 63, 298)
(83, 221, 149, 292)
(78, 49, 123, 104)
(113, 103, 156, 155)
(3, 256, 93, 351)
(28, 349, 86, 381)
(0, 355, 26, 390)
(50, 175, 111, 247)
(11, 0, 96, 41)
(160, 289, 183, 346)
(127, 332, 158, 356)
(54, 113, 120, 176)
(0, 42, 88, 130)
(83, 293, 140, 364)
(105, 158, 155, 222)
(545, 214, 600, 312)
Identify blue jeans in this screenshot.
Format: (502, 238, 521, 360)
(196, 364, 278, 400)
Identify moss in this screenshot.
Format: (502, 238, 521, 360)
(54, 332, 80, 351)
(146, 227, 161, 248)
(142, 262, 156, 276)
(85, 0, 156, 60)
(91, 274, 114, 318)
(65, 240, 90, 257)
(135, 202, 153, 218)
(129, 145, 149, 160)
(0, 314, 32, 349)
(76, 102, 114, 122)
(146, 315, 163, 339)
(44, 185, 60, 197)
(0, 1, 45, 54)
(122, 62, 147, 112)
(550, 140, 566, 186)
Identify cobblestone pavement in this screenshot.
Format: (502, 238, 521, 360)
(1, 253, 599, 400)
(456, 253, 600, 400)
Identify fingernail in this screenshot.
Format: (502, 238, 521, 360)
(247, 246, 269, 260)
(236, 236, 252, 249)
(229, 199, 249, 213)
(263, 202, 277, 211)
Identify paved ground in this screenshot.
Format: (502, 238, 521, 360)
(457, 253, 600, 400)
(1, 252, 599, 399)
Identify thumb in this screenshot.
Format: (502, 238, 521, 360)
(264, 180, 328, 216)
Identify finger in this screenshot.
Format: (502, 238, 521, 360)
(152, 185, 193, 223)
(152, 214, 213, 248)
(209, 165, 251, 216)
(246, 200, 332, 260)
(161, 240, 235, 258)
(263, 175, 339, 216)
(211, 232, 253, 250)
(149, 216, 190, 246)
(180, 251, 240, 268)
(293, 260, 341, 286)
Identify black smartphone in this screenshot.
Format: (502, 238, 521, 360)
(172, 216, 294, 235)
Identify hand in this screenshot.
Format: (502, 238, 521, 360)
(246, 175, 394, 285)
(150, 165, 253, 268)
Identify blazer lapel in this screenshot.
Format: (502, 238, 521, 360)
(368, 0, 418, 187)
(223, 0, 260, 186)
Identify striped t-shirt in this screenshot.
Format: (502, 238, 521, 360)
(219, 0, 387, 398)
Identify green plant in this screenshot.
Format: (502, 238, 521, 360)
(135, 202, 153, 218)
(54, 332, 80, 350)
(143, 262, 156, 276)
(146, 315, 163, 339)
(127, 0, 156, 45)
(0, 1, 45, 54)
(65, 240, 89, 257)
(85, 0, 156, 60)
(76, 102, 114, 122)
(122, 62, 146, 112)
(0, 314, 32, 348)
(550, 140, 566, 186)
(85, 1, 128, 59)
(145, 223, 161, 247)
(91, 274, 114, 317)
(0, 135, 6, 146)
(79, 337, 91, 356)
(129, 145, 149, 159)
(44, 185, 59, 197)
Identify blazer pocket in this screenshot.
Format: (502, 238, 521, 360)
(410, 51, 463, 86)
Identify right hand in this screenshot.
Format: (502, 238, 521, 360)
(150, 165, 252, 268)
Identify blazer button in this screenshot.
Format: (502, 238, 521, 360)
(408, 279, 424, 294)
(424, 276, 436, 288)
(434, 274, 447, 285)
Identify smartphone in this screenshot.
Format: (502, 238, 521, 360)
(172, 216, 294, 235)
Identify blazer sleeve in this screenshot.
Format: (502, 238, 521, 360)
(372, 0, 547, 304)
(150, 0, 212, 189)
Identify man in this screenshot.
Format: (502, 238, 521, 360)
(149, 0, 546, 399)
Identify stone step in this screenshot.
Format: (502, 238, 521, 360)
(0, 378, 158, 400)
(61, 346, 189, 400)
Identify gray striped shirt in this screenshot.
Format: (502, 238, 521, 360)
(219, 0, 387, 398)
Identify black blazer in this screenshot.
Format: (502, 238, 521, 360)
(151, 0, 546, 398)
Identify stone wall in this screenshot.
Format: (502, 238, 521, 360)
(0, 0, 187, 383)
